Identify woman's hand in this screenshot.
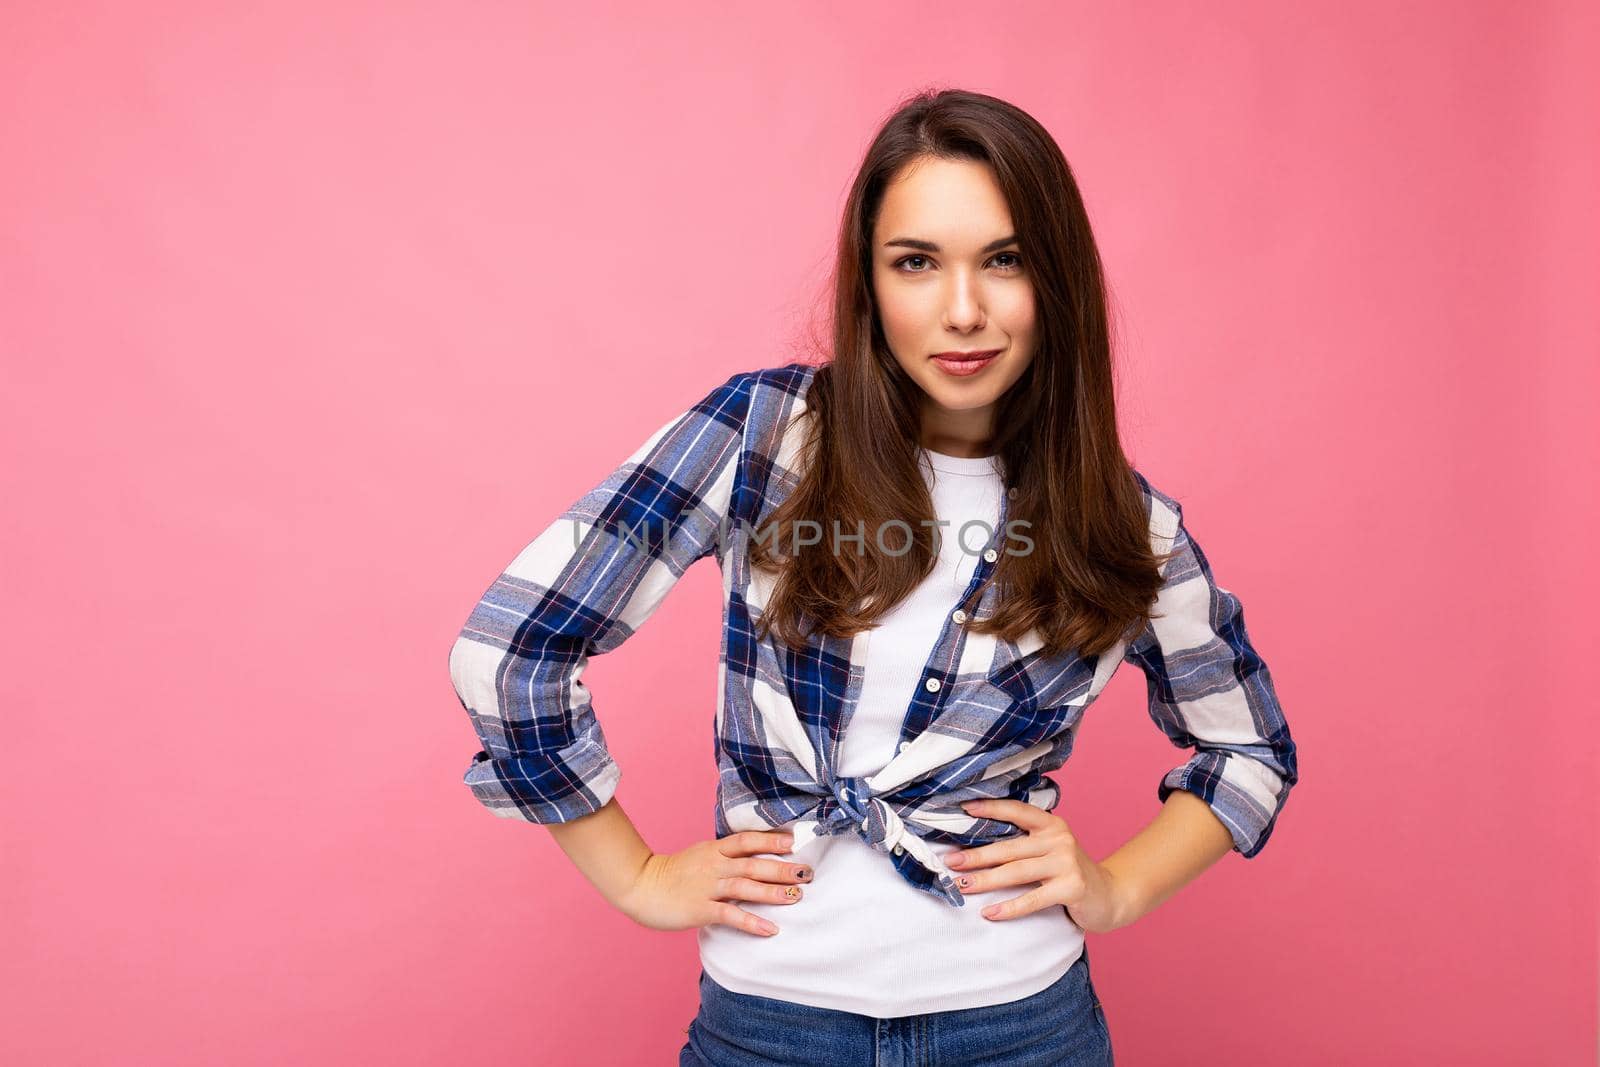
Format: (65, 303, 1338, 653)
(946, 798, 1134, 933)
(618, 830, 813, 937)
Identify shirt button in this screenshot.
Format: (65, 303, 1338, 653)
(861, 818, 871, 831)
(1007, 487, 1018, 499)
(951, 609, 968, 625)
(925, 677, 942, 692)
(892, 845, 904, 856)
(982, 548, 998, 563)
(898, 740, 911, 752)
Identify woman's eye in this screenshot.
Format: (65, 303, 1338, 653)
(892, 252, 1022, 273)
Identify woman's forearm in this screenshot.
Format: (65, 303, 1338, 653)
(1099, 789, 1236, 928)
(543, 796, 655, 910)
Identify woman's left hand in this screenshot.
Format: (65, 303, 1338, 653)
(946, 798, 1133, 933)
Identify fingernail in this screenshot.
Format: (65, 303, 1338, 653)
(796, 868, 811, 880)
(957, 876, 971, 889)
(947, 853, 965, 867)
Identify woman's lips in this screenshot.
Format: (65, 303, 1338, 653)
(930, 350, 1001, 377)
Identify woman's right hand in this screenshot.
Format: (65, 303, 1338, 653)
(618, 830, 812, 937)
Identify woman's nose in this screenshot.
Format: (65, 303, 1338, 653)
(942, 276, 986, 328)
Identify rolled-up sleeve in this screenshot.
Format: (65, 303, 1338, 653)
(1123, 494, 1299, 858)
(448, 371, 751, 824)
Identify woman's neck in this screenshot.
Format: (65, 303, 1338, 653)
(918, 397, 999, 457)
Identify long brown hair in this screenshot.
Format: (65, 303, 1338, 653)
(751, 88, 1169, 659)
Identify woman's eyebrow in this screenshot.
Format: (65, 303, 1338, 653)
(882, 234, 1018, 253)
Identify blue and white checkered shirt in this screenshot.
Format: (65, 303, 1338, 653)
(448, 361, 1299, 907)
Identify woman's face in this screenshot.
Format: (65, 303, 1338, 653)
(870, 156, 1037, 455)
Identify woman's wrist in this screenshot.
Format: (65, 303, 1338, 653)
(543, 797, 656, 911)
(1096, 857, 1150, 930)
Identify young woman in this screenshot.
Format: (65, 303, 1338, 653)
(449, 89, 1299, 1066)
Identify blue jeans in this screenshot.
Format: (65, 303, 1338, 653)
(679, 946, 1114, 1066)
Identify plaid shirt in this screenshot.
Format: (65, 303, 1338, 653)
(448, 361, 1299, 907)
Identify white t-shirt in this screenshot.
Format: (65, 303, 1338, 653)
(696, 446, 1083, 1018)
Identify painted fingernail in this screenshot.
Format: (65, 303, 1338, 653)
(796, 867, 811, 880)
(957, 876, 971, 889)
(785, 886, 801, 900)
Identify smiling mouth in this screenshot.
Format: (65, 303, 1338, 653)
(930, 350, 1001, 376)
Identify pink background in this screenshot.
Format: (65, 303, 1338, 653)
(4, 2, 1595, 1063)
